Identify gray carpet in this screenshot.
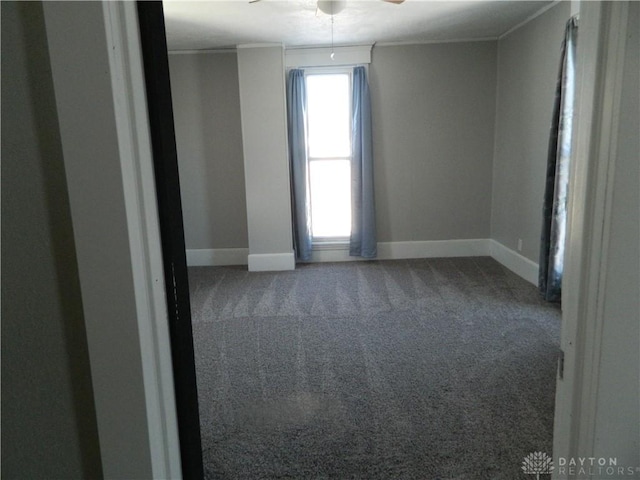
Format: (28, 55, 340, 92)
(189, 257, 561, 479)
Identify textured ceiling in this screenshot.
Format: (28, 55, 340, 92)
(163, 0, 556, 51)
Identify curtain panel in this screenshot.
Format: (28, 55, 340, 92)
(539, 16, 578, 302)
(350, 66, 377, 258)
(286, 69, 313, 261)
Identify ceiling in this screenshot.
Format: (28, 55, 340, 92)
(162, 0, 556, 51)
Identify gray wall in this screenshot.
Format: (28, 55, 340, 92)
(169, 52, 248, 249)
(172, 42, 498, 250)
(370, 42, 497, 242)
(1, 2, 102, 477)
(169, 4, 569, 256)
(593, 1, 639, 463)
(491, 1, 570, 261)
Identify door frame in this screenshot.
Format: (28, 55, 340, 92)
(552, 0, 630, 470)
(136, 3, 204, 478)
(43, 1, 197, 477)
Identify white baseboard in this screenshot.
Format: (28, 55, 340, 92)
(309, 247, 359, 263)
(377, 239, 490, 259)
(248, 252, 295, 272)
(186, 241, 539, 286)
(186, 249, 295, 271)
(186, 248, 248, 267)
(307, 239, 490, 263)
(489, 239, 539, 285)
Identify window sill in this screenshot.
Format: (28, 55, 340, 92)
(312, 240, 349, 251)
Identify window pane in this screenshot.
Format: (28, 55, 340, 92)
(306, 74, 350, 158)
(309, 160, 351, 238)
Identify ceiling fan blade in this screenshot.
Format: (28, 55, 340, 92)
(383, 0, 405, 3)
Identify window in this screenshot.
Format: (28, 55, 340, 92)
(305, 71, 352, 243)
(287, 63, 376, 261)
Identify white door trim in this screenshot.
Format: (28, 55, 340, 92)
(552, 1, 630, 470)
(43, 2, 182, 478)
(103, 3, 183, 477)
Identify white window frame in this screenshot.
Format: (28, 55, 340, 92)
(303, 67, 354, 247)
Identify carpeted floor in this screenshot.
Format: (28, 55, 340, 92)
(189, 257, 561, 479)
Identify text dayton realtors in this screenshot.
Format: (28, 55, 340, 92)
(556, 457, 638, 477)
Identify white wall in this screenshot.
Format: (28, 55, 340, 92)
(370, 42, 497, 242)
(1, 2, 102, 476)
(592, 1, 639, 463)
(491, 1, 571, 262)
(169, 52, 248, 250)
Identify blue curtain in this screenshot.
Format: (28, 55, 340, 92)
(286, 69, 313, 261)
(350, 66, 377, 258)
(539, 17, 578, 302)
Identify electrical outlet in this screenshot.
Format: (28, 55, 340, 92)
(517, 239, 523, 252)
